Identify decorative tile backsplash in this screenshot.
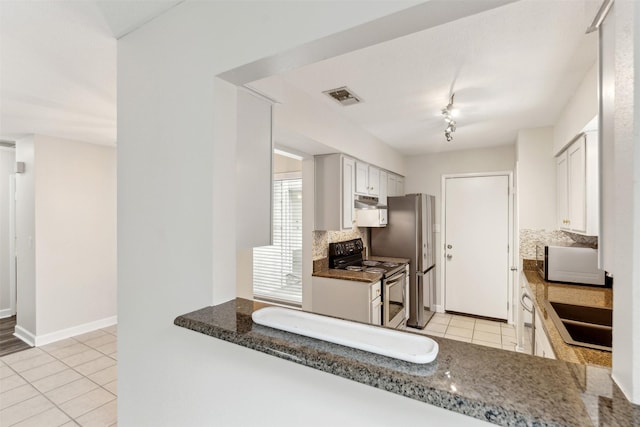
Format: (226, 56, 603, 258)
(519, 229, 598, 260)
(312, 228, 369, 260)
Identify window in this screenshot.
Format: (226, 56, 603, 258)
(253, 174, 302, 305)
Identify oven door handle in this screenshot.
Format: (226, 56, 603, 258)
(384, 275, 404, 286)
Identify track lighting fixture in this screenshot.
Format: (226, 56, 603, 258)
(442, 93, 457, 142)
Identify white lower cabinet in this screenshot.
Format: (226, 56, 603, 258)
(371, 295, 382, 326)
(312, 277, 382, 325)
(534, 306, 556, 359)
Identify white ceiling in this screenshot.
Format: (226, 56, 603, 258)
(250, 0, 598, 155)
(0, 1, 179, 146)
(0, 1, 597, 154)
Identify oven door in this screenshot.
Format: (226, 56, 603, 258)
(383, 270, 407, 328)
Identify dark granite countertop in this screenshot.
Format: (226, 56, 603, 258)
(175, 298, 639, 426)
(522, 269, 612, 367)
(312, 268, 382, 282)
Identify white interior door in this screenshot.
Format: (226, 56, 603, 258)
(444, 175, 509, 320)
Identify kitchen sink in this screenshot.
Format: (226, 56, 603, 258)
(544, 301, 612, 352)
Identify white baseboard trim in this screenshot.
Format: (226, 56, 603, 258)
(13, 325, 36, 347)
(432, 304, 444, 313)
(0, 308, 16, 319)
(33, 316, 118, 346)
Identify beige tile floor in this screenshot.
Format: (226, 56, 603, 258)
(0, 325, 117, 427)
(407, 312, 531, 352)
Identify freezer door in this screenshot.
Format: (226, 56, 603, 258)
(408, 270, 425, 327)
(409, 266, 434, 328)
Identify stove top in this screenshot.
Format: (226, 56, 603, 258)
(328, 239, 405, 277)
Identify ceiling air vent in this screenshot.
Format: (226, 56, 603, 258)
(323, 86, 362, 106)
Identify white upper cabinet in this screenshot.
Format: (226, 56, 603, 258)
(355, 161, 369, 194)
(379, 170, 388, 206)
(315, 154, 355, 231)
(396, 176, 405, 196)
(316, 154, 403, 230)
(368, 165, 380, 196)
(556, 152, 569, 229)
(342, 157, 356, 229)
(387, 173, 405, 197)
(355, 162, 381, 196)
(556, 131, 599, 236)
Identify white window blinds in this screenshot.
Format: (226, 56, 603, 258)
(253, 177, 302, 305)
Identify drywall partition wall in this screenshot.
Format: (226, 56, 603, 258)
(34, 136, 117, 339)
(610, 0, 640, 405)
(14, 136, 36, 338)
(404, 144, 516, 310)
(116, 0, 512, 424)
(236, 89, 272, 249)
(516, 128, 556, 231)
(553, 63, 598, 155)
(0, 148, 16, 317)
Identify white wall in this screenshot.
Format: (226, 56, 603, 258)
(553, 63, 598, 155)
(14, 135, 116, 344)
(115, 1, 498, 425)
(34, 136, 117, 338)
(404, 145, 516, 309)
(0, 148, 16, 317)
(516, 127, 556, 230)
(610, 0, 640, 405)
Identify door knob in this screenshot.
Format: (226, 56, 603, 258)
(446, 254, 453, 260)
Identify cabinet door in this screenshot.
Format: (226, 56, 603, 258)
(368, 166, 380, 196)
(568, 137, 586, 233)
(387, 174, 397, 197)
(379, 171, 388, 205)
(556, 152, 569, 230)
(371, 295, 382, 325)
(533, 308, 556, 359)
(342, 157, 355, 230)
(355, 162, 368, 194)
(396, 177, 405, 196)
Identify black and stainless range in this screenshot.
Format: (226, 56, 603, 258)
(329, 238, 408, 328)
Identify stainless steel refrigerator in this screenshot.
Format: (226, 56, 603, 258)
(370, 194, 436, 329)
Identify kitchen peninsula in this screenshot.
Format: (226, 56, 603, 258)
(175, 299, 639, 426)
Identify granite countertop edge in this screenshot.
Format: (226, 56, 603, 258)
(174, 300, 596, 427)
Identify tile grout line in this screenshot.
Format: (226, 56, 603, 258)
(1, 328, 117, 426)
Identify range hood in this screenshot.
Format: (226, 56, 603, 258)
(354, 195, 387, 227)
(354, 195, 386, 210)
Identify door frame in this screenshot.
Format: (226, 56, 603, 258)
(440, 171, 515, 324)
(8, 175, 17, 317)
